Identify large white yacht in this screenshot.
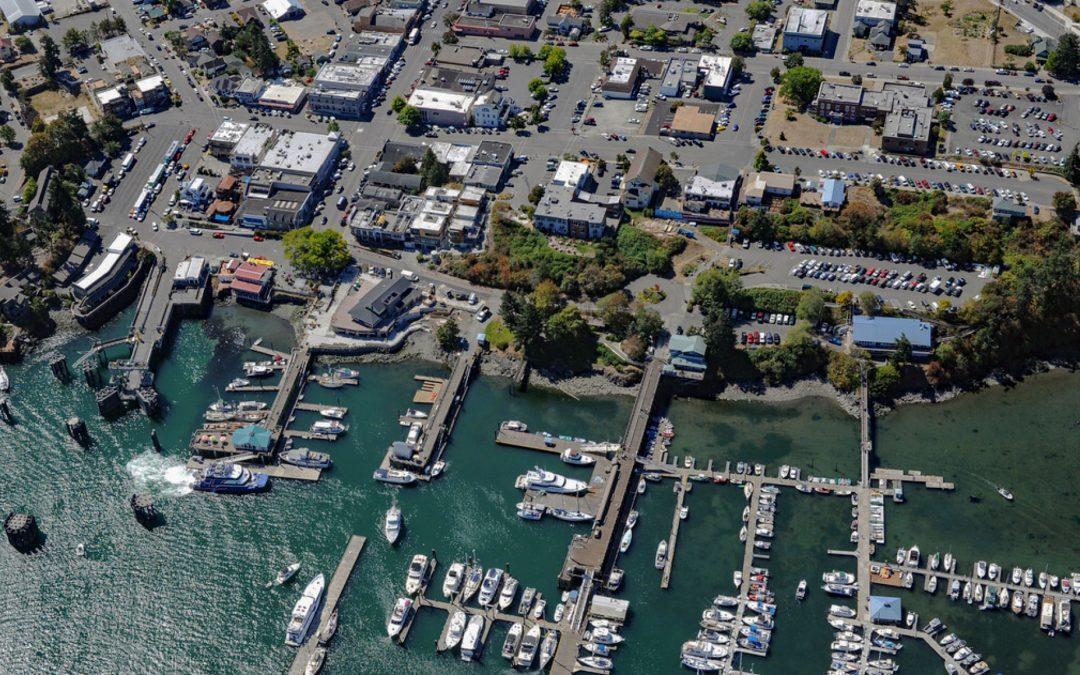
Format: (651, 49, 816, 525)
(285, 575, 326, 646)
(520, 467, 588, 494)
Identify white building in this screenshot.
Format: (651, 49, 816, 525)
(783, 7, 829, 53)
(262, 0, 303, 20)
(854, 0, 897, 27)
(552, 161, 590, 191)
(258, 83, 308, 112)
(684, 175, 736, 212)
(407, 88, 473, 127)
(602, 57, 640, 99)
(309, 60, 386, 119)
(699, 55, 733, 100)
(231, 125, 277, 170)
(471, 90, 514, 129)
(173, 257, 208, 289)
(258, 130, 342, 189)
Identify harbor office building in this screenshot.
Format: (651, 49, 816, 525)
(72, 233, 138, 307)
(851, 315, 933, 356)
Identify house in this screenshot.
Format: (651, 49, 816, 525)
(668, 105, 715, 140)
(742, 171, 796, 206)
(0, 37, 17, 62)
(852, 315, 933, 354)
(622, 147, 663, 209)
(906, 38, 926, 62)
(0, 278, 28, 322)
(547, 6, 588, 37)
(821, 178, 845, 210)
(228, 260, 274, 304)
(869, 596, 902, 624)
(0, 0, 42, 29)
(1031, 36, 1056, 63)
(195, 54, 227, 76)
(132, 75, 171, 111)
(533, 184, 608, 239)
(867, 22, 892, 50)
(782, 7, 828, 54)
(262, 0, 304, 20)
(992, 196, 1028, 222)
(28, 166, 54, 219)
(683, 166, 737, 213)
(53, 229, 101, 287)
(602, 57, 641, 99)
(664, 334, 708, 380)
(881, 106, 932, 156)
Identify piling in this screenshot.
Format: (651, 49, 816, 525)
(66, 417, 90, 445)
(95, 385, 126, 418)
(49, 353, 69, 381)
(130, 494, 160, 528)
(150, 428, 162, 452)
(4, 512, 43, 552)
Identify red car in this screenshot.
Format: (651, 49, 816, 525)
(212, 232, 225, 239)
(253, 234, 265, 242)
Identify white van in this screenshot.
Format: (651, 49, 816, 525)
(401, 270, 419, 281)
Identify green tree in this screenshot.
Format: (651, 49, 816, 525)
(871, 362, 901, 397)
(858, 291, 882, 316)
(731, 32, 754, 53)
(1045, 32, 1080, 81)
(694, 27, 716, 49)
(1064, 144, 1080, 186)
(0, 125, 14, 147)
(889, 334, 913, 367)
(419, 147, 449, 187)
(620, 14, 634, 40)
(1052, 191, 1076, 223)
(397, 105, 423, 130)
(281, 227, 352, 278)
(631, 306, 663, 343)
(509, 44, 534, 62)
(528, 184, 546, 205)
(391, 96, 407, 113)
(508, 114, 526, 131)
(783, 52, 804, 69)
(942, 73, 953, 90)
(39, 36, 62, 84)
(796, 288, 827, 323)
(543, 305, 596, 372)
(436, 317, 462, 352)
(827, 351, 862, 391)
(780, 66, 823, 109)
(528, 78, 549, 102)
(598, 291, 633, 337)
(20, 111, 95, 176)
(500, 290, 544, 354)
(14, 36, 33, 54)
(655, 162, 678, 198)
(746, 0, 772, 21)
(941, 0, 953, 15)
(753, 150, 772, 171)
(62, 28, 89, 55)
(0, 70, 15, 92)
(640, 24, 668, 48)
(90, 113, 126, 155)
(539, 46, 568, 79)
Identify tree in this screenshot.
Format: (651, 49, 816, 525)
(419, 147, 449, 187)
(598, 291, 632, 337)
(941, 0, 953, 15)
(655, 162, 678, 198)
(0, 70, 14, 92)
(889, 334, 913, 367)
(528, 78, 548, 102)
(14, 36, 33, 54)
(827, 352, 862, 391)
(870, 362, 901, 397)
(509, 44, 534, 62)
(1064, 144, 1080, 186)
(631, 306, 663, 343)
(500, 290, 544, 354)
(942, 73, 953, 90)
(746, 0, 772, 21)
(20, 111, 95, 176)
(1042, 84, 1056, 99)
(90, 114, 126, 155)
(540, 46, 568, 79)
(63, 28, 89, 55)
(620, 14, 634, 40)
(397, 105, 422, 130)
(780, 66, 822, 108)
(730, 56, 745, 82)
(39, 36, 62, 84)
(281, 227, 352, 278)
(393, 157, 417, 174)
(731, 32, 754, 53)
(391, 96, 407, 113)
(1052, 191, 1076, 223)
(1045, 32, 1080, 81)
(753, 150, 772, 171)
(858, 291, 882, 316)
(783, 52, 804, 69)
(543, 306, 596, 372)
(694, 27, 716, 49)
(639, 24, 668, 49)
(796, 288, 827, 323)
(0, 125, 14, 147)
(528, 184, 546, 205)
(436, 317, 461, 352)
(508, 114, 526, 131)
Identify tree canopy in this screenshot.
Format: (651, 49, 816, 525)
(1045, 32, 1079, 81)
(282, 227, 352, 278)
(780, 67, 823, 108)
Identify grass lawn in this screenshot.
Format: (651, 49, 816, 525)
(764, 105, 870, 150)
(30, 90, 92, 120)
(483, 318, 515, 351)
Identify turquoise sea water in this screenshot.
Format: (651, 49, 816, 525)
(0, 305, 1076, 673)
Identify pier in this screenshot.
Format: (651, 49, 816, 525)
(660, 476, 688, 589)
(287, 535, 366, 675)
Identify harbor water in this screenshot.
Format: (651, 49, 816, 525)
(0, 304, 1077, 673)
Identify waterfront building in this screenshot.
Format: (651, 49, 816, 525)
(852, 315, 933, 355)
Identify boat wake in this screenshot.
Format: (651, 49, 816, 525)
(126, 452, 195, 497)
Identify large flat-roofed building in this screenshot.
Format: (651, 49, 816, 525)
(668, 105, 715, 140)
(811, 80, 928, 125)
(660, 57, 699, 98)
(474, 0, 536, 13)
(453, 13, 537, 38)
(534, 184, 608, 239)
(0, 0, 42, 29)
(742, 171, 796, 205)
(132, 75, 170, 111)
(407, 88, 474, 126)
(602, 57, 641, 99)
(855, 0, 897, 27)
(231, 125, 277, 170)
(257, 83, 308, 112)
(699, 55, 733, 100)
(852, 315, 932, 354)
(552, 161, 590, 190)
(72, 233, 138, 305)
(208, 120, 249, 157)
(309, 60, 386, 118)
(882, 106, 932, 156)
(684, 173, 737, 212)
(783, 7, 828, 53)
(346, 277, 420, 332)
(257, 131, 342, 189)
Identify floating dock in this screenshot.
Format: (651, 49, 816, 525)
(660, 476, 688, 589)
(412, 375, 445, 404)
(287, 535, 367, 675)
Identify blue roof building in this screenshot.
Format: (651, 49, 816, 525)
(852, 315, 932, 354)
(821, 178, 845, 210)
(232, 424, 273, 453)
(664, 334, 708, 380)
(869, 595, 902, 623)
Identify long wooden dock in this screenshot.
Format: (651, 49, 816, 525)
(288, 535, 367, 675)
(660, 476, 687, 589)
(250, 338, 290, 361)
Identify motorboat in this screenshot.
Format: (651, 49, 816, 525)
(606, 567, 624, 591)
(518, 587, 535, 615)
(637, 478, 647, 494)
(949, 579, 961, 600)
(703, 608, 736, 623)
(823, 571, 856, 585)
(1058, 599, 1072, 633)
(975, 561, 987, 579)
(682, 640, 728, 659)
(997, 486, 1014, 501)
(311, 420, 346, 435)
(655, 540, 668, 569)
(531, 597, 547, 620)
(1024, 568, 1035, 587)
(589, 626, 624, 645)
(796, 579, 808, 600)
(460, 614, 485, 661)
(304, 647, 325, 675)
(244, 363, 274, 377)
(208, 399, 236, 414)
(906, 546, 921, 567)
(521, 467, 588, 494)
(319, 407, 347, 420)
(926, 575, 938, 594)
(498, 576, 518, 611)
(478, 567, 504, 607)
(1026, 593, 1040, 617)
(744, 615, 774, 630)
(929, 553, 940, 570)
(514, 624, 541, 668)
(579, 656, 614, 670)
(404, 408, 428, 420)
(502, 420, 528, 432)
(267, 562, 301, 588)
(680, 506, 689, 520)
(549, 508, 593, 522)
(823, 583, 857, 597)
(193, 463, 270, 494)
(281, 448, 332, 470)
(560, 448, 596, 465)
(285, 575, 326, 646)
(373, 468, 417, 485)
(831, 640, 861, 653)
(896, 548, 907, 564)
(988, 563, 1001, 581)
(999, 587, 1010, 606)
(315, 608, 339, 648)
(553, 602, 565, 623)
(384, 502, 403, 545)
(620, 528, 633, 553)
(713, 595, 739, 608)
(1039, 571, 1049, 589)
(1012, 567, 1023, 585)
(626, 510, 639, 528)
(405, 554, 429, 595)
(1012, 590, 1025, 614)
(682, 655, 723, 671)
(516, 501, 544, 520)
(445, 610, 467, 649)
(501, 622, 522, 660)
(829, 605, 857, 618)
(539, 630, 558, 669)
(331, 367, 360, 380)
(733, 571, 743, 589)
(442, 562, 465, 598)
(943, 552, 955, 573)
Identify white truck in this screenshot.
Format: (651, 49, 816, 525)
(401, 270, 419, 281)
(929, 277, 943, 294)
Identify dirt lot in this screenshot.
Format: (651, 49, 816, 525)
(849, 37, 897, 63)
(764, 106, 871, 150)
(906, 0, 1015, 67)
(30, 90, 93, 120)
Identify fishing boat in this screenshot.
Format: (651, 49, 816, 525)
(1058, 599, 1072, 633)
(988, 563, 1001, 581)
(531, 596, 547, 620)
(549, 508, 593, 522)
(1026, 593, 1040, 617)
(997, 486, 1014, 501)
(620, 529, 633, 553)
(796, 580, 808, 600)
(949, 579, 961, 600)
(193, 463, 270, 494)
(267, 562, 301, 588)
(311, 420, 347, 436)
(579, 656, 613, 670)
(405, 554, 430, 595)
(285, 575, 326, 646)
(445, 610, 467, 649)
(501, 622, 522, 660)
(733, 570, 743, 589)
(560, 448, 596, 465)
(304, 647, 325, 675)
(281, 448, 332, 469)
(1012, 566, 1023, 585)
(226, 378, 250, 391)
(520, 467, 588, 494)
(478, 567, 504, 607)
(208, 399, 236, 414)
(373, 468, 417, 485)
(319, 610, 339, 646)
(823, 571, 856, 585)
(929, 552, 940, 570)
(514, 624, 541, 668)
(460, 615, 485, 661)
(319, 407, 347, 420)
(516, 502, 544, 520)
(518, 587, 536, 615)
(655, 540, 668, 569)
(1012, 590, 1025, 614)
(384, 502, 403, 545)
(498, 576, 518, 611)
(538, 630, 558, 669)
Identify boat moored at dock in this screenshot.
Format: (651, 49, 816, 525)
(285, 574, 326, 647)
